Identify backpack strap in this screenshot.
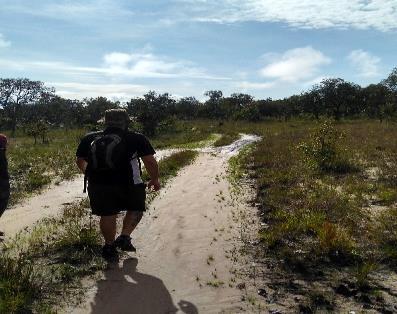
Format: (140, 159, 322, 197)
(104, 134, 123, 169)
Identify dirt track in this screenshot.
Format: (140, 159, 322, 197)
(1, 135, 261, 313)
(73, 150, 254, 314)
(0, 149, 178, 236)
(0, 176, 85, 236)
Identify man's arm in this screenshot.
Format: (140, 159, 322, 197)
(141, 155, 160, 191)
(76, 157, 87, 174)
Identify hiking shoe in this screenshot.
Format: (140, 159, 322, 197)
(102, 243, 119, 262)
(114, 235, 136, 252)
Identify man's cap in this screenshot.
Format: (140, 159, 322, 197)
(0, 134, 7, 150)
(104, 109, 130, 129)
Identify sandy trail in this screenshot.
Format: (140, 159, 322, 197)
(0, 177, 85, 236)
(71, 135, 260, 314)
(0, 135, 258, 238)
(73, 159, 251, 313)
(1, 134, 261, 313)
(0, 149, 179, 237)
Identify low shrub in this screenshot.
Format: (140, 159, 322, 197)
(298, 120, 358, 174)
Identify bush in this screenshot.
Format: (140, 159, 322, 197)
(317, 222, 354, 258)
(298, 120, 357, 173)
(24, 120, 50, 144)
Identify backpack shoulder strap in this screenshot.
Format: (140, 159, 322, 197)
(104, 134, 123, 168)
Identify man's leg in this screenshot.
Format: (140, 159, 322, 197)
(121, 211, 143, 236)
(100, 215, 117, 244)
(114, 211, 143, 252)
(0, 197, 9, 236)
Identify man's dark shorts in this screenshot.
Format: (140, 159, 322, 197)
(87, 183, 146, 216)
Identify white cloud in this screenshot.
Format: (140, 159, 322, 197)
(0, 51, 229, 80)
(237, 81, 276, 90)
(2, 0, 132, 21)
(49, 82, 148, 101)
(347, 49, 381, 78)
(0, 33, 11, 48)
(4, 0, 397, 32)
(100, 52, 230, 79)
(176, 0, 397, 31)
(259, 47, 331, 82)
(303, 76, 329, 87)
(102, 52, 207, 79)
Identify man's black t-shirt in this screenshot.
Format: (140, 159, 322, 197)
(76, 127, 155, 185)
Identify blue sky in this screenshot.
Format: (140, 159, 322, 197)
(0, 0, 396, 101)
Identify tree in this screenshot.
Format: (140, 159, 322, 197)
(24, 120, 50, 144)
(0, 78, 54, 136)
(362, 84, 390, 122)
(85, 96, 119, 124)
(382, 67, 397, 92)
(381, 67, 397, 110)
(227, 93, 254, 119)
(127, 91, 175, 136)
(301, 87, 323, 119)
(203, 90, 224, 119)
(317, 78, 361, 120)
(175, 97, 199, 119)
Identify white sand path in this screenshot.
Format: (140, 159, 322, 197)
(0, 135, 258, 238)
(71, 134, 260, 314)
(1, 134, 261, 313)
(0, 149, 179, 237)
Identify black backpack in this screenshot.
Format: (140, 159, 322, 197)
(83, 132, 128, 192)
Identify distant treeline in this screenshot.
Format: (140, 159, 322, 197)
(1, 67, 397, 136)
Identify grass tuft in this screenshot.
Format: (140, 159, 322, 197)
(0, 199, 105, 312)
(213, 132, 240, 147)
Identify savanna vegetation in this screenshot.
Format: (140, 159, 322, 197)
(227, 119, 397, 312)
(1, 66, 397, 137)
(2, 66, 397, 312)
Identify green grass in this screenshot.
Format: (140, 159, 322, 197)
(143, 150, 199, 186)
(230, 120, 397, 264)
(5, 128, 86, 204)
(225, 119, 397, 309)
(0, 199, 105, 313)
(148, 121, 215, 149)
(213, 132, 240, 147)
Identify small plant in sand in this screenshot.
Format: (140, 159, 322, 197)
(206, 280, 224, 288)
(354, 261, 377, 290)
(298, 120, 357, 174)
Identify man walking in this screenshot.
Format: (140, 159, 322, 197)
(76, 109, 160, 260)
(0, 134, 10, 237)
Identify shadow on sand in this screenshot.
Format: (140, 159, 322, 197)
(90, 258, 198, 314)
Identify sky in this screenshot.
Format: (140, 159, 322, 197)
(0, 0, 396, 101)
